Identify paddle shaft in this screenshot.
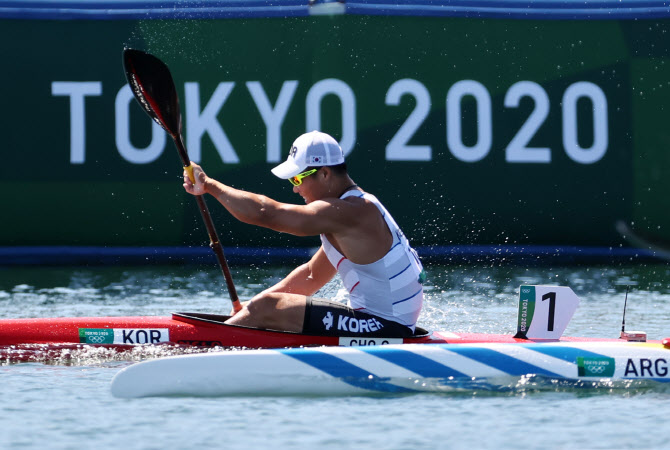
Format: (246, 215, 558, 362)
(174, 134, 241, 312)
(122, 49, 240, 312)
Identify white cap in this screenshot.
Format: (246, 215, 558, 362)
(271, 131, 345, 179)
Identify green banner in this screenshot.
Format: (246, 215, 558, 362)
(2, 16, 668, 249)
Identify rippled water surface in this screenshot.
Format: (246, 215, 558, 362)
(1, 263, 670, 449)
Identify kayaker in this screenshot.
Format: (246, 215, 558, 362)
(183, 130, 425, 337)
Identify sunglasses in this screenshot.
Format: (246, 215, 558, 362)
(289, 168, 318, 186)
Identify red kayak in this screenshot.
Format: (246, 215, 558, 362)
(0, 311, 621, 350)
(0, 286, 649, 363)
(0, 312, 482, 349)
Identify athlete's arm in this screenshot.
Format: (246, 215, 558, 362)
(183, 162, 364, 236)
(262, 247, 337, 296)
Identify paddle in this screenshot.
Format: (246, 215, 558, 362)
(122, 48, 241, 312)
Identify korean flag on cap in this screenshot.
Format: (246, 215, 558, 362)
(271, 131, 345, 179)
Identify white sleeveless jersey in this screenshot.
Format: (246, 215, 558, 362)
(320, 190, 424, 330)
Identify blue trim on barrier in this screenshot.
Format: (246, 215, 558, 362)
(417, 244, 661, 264)
(0, 0, 311, 19)
(346, 1, 670, 20)
(1, 0, 669, 20)
(0, 245, 315, 266)
(0, 244, 663, 266)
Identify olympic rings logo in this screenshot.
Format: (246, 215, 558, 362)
(587, 365, 606, 374)
(87, 335, 107, 344)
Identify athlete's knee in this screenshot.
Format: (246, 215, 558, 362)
(246, 292, 283, 316)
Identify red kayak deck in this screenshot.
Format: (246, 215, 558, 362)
(0, 312, 441, 348)
(0, 311, 624, 349)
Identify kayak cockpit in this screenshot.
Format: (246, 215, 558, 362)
(171, 312, 431, 338)
(172, 312, 231, 325)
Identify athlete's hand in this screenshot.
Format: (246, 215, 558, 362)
(183, 162, 208, 196)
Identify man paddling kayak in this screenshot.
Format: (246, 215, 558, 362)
(183, 131, 424, 337)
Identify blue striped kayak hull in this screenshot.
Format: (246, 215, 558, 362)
(111, 341, 670, 398)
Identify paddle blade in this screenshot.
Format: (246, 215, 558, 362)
(122, 48, 182, 138)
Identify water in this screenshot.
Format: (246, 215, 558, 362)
(1, 263, 670, 449)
